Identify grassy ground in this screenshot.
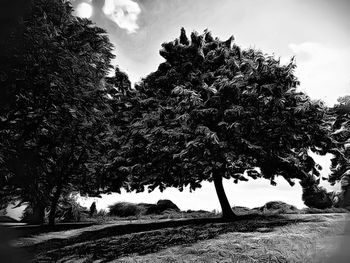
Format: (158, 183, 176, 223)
(116, 214, 350, 263)
(15, 213, 349, 263)
(90, 209, 217, 224)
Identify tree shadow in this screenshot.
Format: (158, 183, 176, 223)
(19, 214, 322, 262)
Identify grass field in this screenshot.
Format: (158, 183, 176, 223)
(14, 213, 349, 263)
(116, 214, 349, 263)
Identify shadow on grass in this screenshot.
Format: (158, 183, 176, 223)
(8, 222, 96, 238)
(22, 214, 322, 262)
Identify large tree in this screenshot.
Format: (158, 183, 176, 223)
(329, 96, 350, 208)
(0, 0, 119, 225)
(108, 29, 332, 218)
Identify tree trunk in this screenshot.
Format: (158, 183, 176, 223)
(340, 185, 350, 209)
(30, 203, 45, 225)
(213, 172, 236, 219)
(48, 183, 63, 226)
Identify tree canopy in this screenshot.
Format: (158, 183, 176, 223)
(107, 28, 333, 218)
(1, 4, 345, 222)
(329, 96, 350, 208)
(0, 0, 121, 224)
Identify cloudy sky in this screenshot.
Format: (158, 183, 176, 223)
(72, 0, 350, 105)
(64, 0, 350, 212)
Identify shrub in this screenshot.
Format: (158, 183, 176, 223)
(56, 196, 88, 222)
(108, 202, 141, 217)
(96, 209, 108, 217)
(21, 204, 46, 224)
(145, 199, 180, 214)
(264, 201, 296, 210)
(157, 200, 179, 211)
(21, 205, 34, 223)
(232, 206, 252, 214)
(302, 186, 333, 209)
(261, 201, 299, 214)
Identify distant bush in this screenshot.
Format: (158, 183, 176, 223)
(96, 209, 108, 217)
(260, 201, 299, 214)
(21, 205, 35, 223)
(232, 206, 252, 215)
(92, 209, 109, 223)
(302, 185, 333, 209)
(263, 201, 297, 210)
(108, 202, 141, 217)
(108, 200, 182, 218)
(21, 204, 48, 224)
(138, 203, 158, 215)
(56, 196, 88, 222)
(157, 199, 179, 211)
(106, 199, 349, 220)
(145, 199, 180, 214)
(231, 202, 300, 215)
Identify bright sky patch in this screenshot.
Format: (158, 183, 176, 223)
(76, 2, 93, 19)
(103, 0, 141, 34)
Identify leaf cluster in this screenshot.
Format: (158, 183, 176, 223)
(329, 96, 350, 186)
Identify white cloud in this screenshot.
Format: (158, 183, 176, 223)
(103, 0, 141, 34)
(288, 42, 350, 105)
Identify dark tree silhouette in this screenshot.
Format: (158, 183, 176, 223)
(300, 174, 333, 209)
(329, 96, 350, 208)
(0, 0, 121, 225)
(89, 201, 97, 217)
(108, 29, 332, 219)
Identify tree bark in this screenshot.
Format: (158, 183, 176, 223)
(213, 172, 236, 219)
(340, 185, 350, 209)
(30, 202, 45, 225)
(48, 182, 63, 226)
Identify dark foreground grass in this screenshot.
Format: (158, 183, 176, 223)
(21, 214, 321, 262)
(116, 214, 349, 263)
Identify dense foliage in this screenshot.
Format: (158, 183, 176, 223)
(0, 0, 119, 224)
(108, 199, 180, 217)
(108, 29, 333, 217)
(329, 96, 350, 208)
(300, 175, 333, 209)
